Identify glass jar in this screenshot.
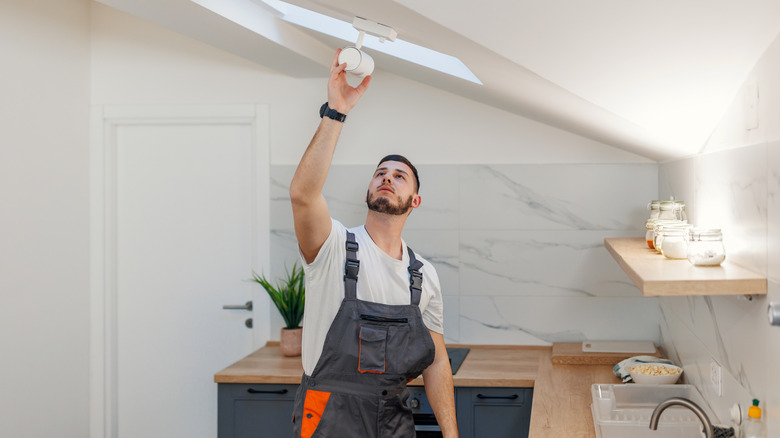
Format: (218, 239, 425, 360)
(657, 201, 679, 221)
(673, 200, 688, 223)
(647, 200, 661, 220)
(645, 219, 657, 249)
(658, 200, 687, 222)
(687, 229, 726, 266)
(660, 226, 691, 259)
(653, 220, 683, 253)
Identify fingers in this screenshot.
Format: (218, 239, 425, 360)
(355, 75, 372, 95)
(331, 49, 341, 68)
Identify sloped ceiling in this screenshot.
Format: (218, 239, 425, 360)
(96, 0, 780, 161)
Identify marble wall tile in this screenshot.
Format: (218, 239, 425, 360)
(269, 163, 663, 346)
(270, 165, 295, 231)
(695, 144, 768, 275)
(402, 229, 459, 297)
(442, 296, 460, 344)
(659, 302, 752, 424)
(459, 296, 659, 345)
(659, 157, 697, 225)
(768, 142, 780, 435)
(460, 230, 641, 297)
(660, 294, 766, 403)
(404, 165, 460, 230)
(766, 280, 780, 436)
(768, 141, 780, 283)
(460, 164, 657, 230)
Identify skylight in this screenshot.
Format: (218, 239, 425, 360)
(193, 0, 481, 84)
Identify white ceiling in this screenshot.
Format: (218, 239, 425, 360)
(97, 0, 780, 161)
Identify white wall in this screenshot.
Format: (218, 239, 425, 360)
(89, 3, 651, 167)
(0, 2, 663, 434)
(0, 1, 91, 437)
(659, 30, 780, 434)
(89, 2, 661, 347)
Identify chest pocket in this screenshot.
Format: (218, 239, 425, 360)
(358, 325, 388, 373)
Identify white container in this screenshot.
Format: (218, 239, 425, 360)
(338, 46, 374, 77)
(591, 384, 714, 438)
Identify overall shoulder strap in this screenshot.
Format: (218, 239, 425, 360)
(406, 246, 424, 306)
(344, 232, 359, 300)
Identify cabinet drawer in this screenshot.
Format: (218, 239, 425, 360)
(218, 383, 298, 438)
(456, 387, 533, 438)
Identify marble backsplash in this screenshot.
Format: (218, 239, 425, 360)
(267, 163, 661, 346)
(659, 141, 780, 427)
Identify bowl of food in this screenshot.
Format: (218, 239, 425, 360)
(629, 363, 683, 384)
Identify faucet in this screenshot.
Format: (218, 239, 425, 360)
(649, 397, 714, 438)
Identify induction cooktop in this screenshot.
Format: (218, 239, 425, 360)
(446, 347, 469, 375)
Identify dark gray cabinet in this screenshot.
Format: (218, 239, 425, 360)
(218, 383, 532, 438)
(456, 387, 533, 438)
(218, 383, 297, 438)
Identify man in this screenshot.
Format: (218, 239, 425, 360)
(288, 49, 458, 437)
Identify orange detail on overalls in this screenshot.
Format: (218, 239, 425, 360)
(301, 389, 331, 438)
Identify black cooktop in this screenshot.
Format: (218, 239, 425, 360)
(446, 347, 470, 375)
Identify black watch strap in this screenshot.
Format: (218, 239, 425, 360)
(319, 102, 347, 123)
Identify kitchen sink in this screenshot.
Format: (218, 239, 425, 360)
(591, 384, 715, 438)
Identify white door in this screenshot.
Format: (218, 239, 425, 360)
(90, 105, 271, 438)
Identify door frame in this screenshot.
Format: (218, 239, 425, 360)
(89, 104, 271, 438)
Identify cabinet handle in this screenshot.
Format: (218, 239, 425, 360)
(247, 388, 289, 395)
(476, 393, 519, 400)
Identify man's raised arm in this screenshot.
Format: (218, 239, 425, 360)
(290, 49, 371, 264)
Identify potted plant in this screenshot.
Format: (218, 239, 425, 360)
(251, 263, 305, 356)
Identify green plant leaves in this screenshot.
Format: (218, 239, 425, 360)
(250, 263, 305, 329)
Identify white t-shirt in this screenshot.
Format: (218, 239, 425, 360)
(298, 218, 444, 375)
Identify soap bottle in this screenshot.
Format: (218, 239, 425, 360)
(742, 399, 765, 438)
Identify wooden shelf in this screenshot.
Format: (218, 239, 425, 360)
(604, 237, 766, 296)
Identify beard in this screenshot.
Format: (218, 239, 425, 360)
(366, 190, 414, 216)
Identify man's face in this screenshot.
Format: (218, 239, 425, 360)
(365, 161, 420, 216)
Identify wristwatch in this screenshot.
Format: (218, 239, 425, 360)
(319, 102, 347, 123)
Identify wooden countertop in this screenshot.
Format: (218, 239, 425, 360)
(214, 342, 542, 387)
(215, 342, 622, 437)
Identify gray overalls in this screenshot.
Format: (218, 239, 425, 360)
(292, 231, 436, 438)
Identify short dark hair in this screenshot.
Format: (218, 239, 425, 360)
(377, 154, 420, 193)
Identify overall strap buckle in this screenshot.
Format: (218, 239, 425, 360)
(406, 246, 424, 305)
(345, 259, 360, 280)
(344, 232, 360, 300)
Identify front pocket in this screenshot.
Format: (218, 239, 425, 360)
(358, 325, 388, 373)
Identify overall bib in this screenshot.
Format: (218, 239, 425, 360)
(292, 232, 436, 438)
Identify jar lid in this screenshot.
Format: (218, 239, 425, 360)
(659, 201, 680, 210)
(688, 228, 722, 240)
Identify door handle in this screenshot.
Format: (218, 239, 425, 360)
(222, 301, 253, 311)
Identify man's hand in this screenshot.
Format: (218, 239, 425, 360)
(327, 49, 371, 114)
